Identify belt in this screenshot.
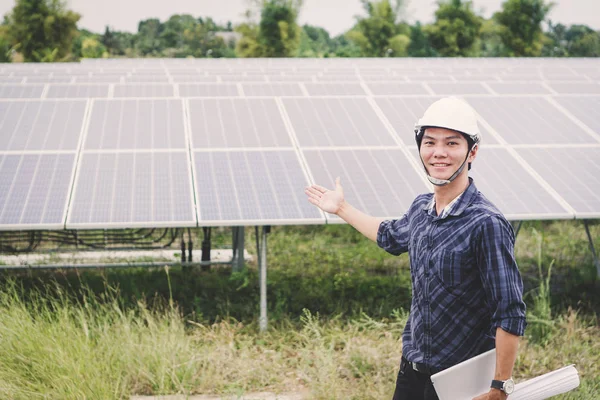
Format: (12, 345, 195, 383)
(403, 356, 443, 376)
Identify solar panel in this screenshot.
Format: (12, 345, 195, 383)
(46, 84, 109, 98)
(123, 76, 170, 83)
(171, 75, 218, 83)
(179, 83, 239, 97)
(552, 96, 600, 135)
(242, 83, 303, 97)
(547, 83, 600, 94)
(469, 148, 572, 220)
(487, 83, 552, 95)
(304, 149, 428, 220)
(367, 82, 428, 95)
(303, 83, 366, 96)
(113, 84, 174, 98)
(74, 76, 122, 83)
(26, 76, 73, 83)
(85, 99, 186, 150)
(517, 147, 600, 217)
(0, 77, 24, 83)
(188, 98, 292, 148)
(467, 96, 595, 145)
(427, 82, 490, 95)
(68, 152, 195, 227)
(0, 100, 86, 151)
(193, 150, 322, 224)
(0, 84, 44, 98)
(283, 97, 395, 147)
(0, 153, 75, 229)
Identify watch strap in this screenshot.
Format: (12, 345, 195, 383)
(490, 379, 505, 390)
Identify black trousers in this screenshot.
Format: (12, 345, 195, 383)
(392, 356, 440, 400)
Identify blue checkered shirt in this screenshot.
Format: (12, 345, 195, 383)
(377, 178, 526, 370)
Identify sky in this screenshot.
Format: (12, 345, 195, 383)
(0, 0, 599, 36)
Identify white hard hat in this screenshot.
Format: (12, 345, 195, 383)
(414, 97, 481, 145)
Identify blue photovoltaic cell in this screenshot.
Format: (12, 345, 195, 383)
(0, 153, 74, 228)
(304, 149, 429, 219)
(85, 99, 186, 149)
(46, 84, 109, 98)
(283, 97, 395, 147)
(553, 96, 600, 136)
(114, 84, 174, 97)
(467, 96, 595, 145)
(68, 152, 195, 226)
(468, 148, 570, 219)
(194, 150, 322, 223)
(303, 83, 366, 96)
(517, 147, 600, 216)
(0, 100, 86, 151)
(0, 84, 44, 98)
(179, 84, 239, 97)
(188, 98, 292, 148)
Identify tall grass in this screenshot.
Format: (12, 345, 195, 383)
(0, 221, 598, 398)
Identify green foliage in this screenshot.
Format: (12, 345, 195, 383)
(0, 26, 12, 62)
(258, 0, 302, 57)
(235, 0, 303, 58)
(5, 0, 80, 62)
(425, 0, 482, 57)
(135, 18, 162, 56)
(525, 229, 557, 346)
(407, 22, 438, 57)
(479, 18, 505, 56)
(494, 0, 553, 56)
(297, 24, 333, 57)
(346, 0, 410, 57)
(81, 37, 106, 58)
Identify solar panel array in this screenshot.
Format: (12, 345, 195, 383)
(1, 58, 599, 230)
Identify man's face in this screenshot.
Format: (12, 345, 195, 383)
(419, 127, 476, 181)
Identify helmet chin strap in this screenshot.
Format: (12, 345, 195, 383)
(420, 146, 474, 187)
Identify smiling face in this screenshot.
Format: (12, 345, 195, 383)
(419, 127, 477, 182)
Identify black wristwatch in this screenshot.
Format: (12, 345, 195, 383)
(491, 378, 515, 394)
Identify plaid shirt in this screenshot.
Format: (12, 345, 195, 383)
(377, 178, 527, 370)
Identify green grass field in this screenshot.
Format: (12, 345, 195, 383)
(0, 220, 598, 399)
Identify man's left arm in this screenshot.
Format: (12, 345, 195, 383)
(473, 327, 519, 400)
(473, 215, 527, 400)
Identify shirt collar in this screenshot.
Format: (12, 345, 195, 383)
(423, 177, 478, 219)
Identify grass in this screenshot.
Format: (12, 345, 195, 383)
(0, 220, 598, 399)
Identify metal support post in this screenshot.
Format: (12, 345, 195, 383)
(201, 227, 211, 271)
(259, 226, 270, 332)
(583, 220, 600, 278)
(512, 221, 523, 238)
(234, 227, 245, 272)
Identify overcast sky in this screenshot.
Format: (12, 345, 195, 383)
(0, 0, 598, 36)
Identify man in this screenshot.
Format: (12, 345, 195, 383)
(304, 97, 527, 400)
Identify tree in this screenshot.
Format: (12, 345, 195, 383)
(135, 18, 162, 55)
(298, 24, 333, 57)
(425, 0, 482, 57)
(6, 0, 80, 61)
(81, 37, 106, 58)
(236, 0, 303, 58)
(479, 18, 505, 56)
(494, 0, 553, 56)
(565, 25, 600, 57)
(258, 0, 302, 57)
(407, 22, 438, 57)
(346, 0, 410, 57)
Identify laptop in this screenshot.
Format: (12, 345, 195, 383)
(430, 349, 496, 400)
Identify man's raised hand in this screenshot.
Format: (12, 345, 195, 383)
(305, 177, 345, 215)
